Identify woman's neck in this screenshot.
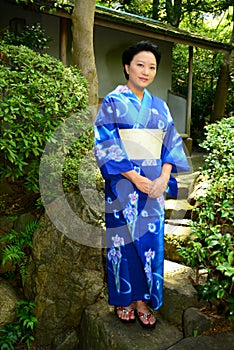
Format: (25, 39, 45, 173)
(126, 84, 144, 101)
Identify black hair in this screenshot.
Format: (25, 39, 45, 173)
(122, 41, 161, 80)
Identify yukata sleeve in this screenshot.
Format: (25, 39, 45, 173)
(161, 103, 190, 174)
(94, 96, 134, 179)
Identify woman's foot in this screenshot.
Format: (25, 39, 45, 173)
(115, 302, 136, 323)
(136, 300, 156, 329)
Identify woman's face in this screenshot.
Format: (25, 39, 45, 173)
(125, 51, 157, 96)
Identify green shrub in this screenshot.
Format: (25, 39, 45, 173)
(0, 300, 38, 349)
(0, 43, 88, 193)
(179, 117, 234, 316)
(62, 127, 103, 193)
(3, 22, 51, 52)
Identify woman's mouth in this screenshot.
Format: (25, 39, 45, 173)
(139, 77, 148, 82)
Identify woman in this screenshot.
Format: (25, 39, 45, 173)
(94, 41, 189, 329)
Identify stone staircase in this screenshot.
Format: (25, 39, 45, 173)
(77, 156, 213, 350)
(77, 155, 234, 349)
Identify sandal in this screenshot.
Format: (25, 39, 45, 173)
(136, 311, 156, 329)
(115, 306, 136, 323)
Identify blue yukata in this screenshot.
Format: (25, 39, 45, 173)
(94, 85, 190, 310)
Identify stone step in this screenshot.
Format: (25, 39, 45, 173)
(166, 171, 200, 201)
(165, 199, 194, 220)
(175, 171, 200, 199)
(161, 260, 198, 325)
(79, 260, 198, 350)
(164, 259, 191, 278)
(164, 223, 192, 262)
(79, 297, 183, 350)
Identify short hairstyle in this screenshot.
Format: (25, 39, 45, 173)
(122, 41, 161, 80)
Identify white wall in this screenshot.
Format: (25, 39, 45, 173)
(94, 25, 172, 101)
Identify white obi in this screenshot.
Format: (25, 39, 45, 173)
(119, 128, 163, 160)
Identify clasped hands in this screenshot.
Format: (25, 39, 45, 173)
(122, 170, 169, 199)
(122, 164, 172, 198)
(135, 175, 167, 198)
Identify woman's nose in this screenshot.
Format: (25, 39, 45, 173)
(143, 67, 149, 75)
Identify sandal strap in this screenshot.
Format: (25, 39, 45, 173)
(137, 311, 152, 321)
(117, 307, 135, 315)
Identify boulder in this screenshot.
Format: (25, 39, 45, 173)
(167, 331, 234, 350)
(183, 307, 211, 337)
(24, 192, 105, 348)
(14, 212, 37, 233)
(0, 278, 20, 327)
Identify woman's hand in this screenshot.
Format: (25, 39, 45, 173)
(122, 163, 172, 197)
(148, 176, 168, 198)
(134, 176, 152, 194)
(149, 163, 172, 198)
(121, 170, 152, 194)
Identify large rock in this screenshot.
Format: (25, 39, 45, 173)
(183, 307, 211, 337)
(24, 192, 105, 348)
(187, 174, 210, 206)
(0, 278, 20, 327)
(79, 297, 183, 350)
(168, 331, 234, 350)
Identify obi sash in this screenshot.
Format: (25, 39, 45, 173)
(119, 128, 163, 160)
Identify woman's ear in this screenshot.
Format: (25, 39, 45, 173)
(125, 64, 130, 75)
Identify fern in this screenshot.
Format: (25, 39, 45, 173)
(0, 221, 39, 249)
(0, 220, 39, 286)
(19, 261, 30, 286)
(1, 245, 24, 265)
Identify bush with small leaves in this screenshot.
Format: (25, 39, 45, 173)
(179, 117, 234, 317)
(0, 43, 88, 193)
(3, 22, 51, 52)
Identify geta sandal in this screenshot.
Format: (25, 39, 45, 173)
(136, 311, 156, 329)
(115, 306, 136, 323)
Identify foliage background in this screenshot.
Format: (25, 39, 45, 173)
(0, 43, 89, 193)
(179, 116, 234, 316)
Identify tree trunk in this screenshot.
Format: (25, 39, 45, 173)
(210, 57, 232, 122)
(71, 0, 98, 118)
(165, 0, 182, 27)
(152, 0, 160, 20)
(211, 13, 234, 122)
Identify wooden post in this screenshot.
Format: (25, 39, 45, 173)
(186, 46, 193, 137)
(60, 18, 67, 65)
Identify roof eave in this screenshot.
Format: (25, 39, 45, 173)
(95, 6, 232, 53)
(21, 1, 232, 53)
